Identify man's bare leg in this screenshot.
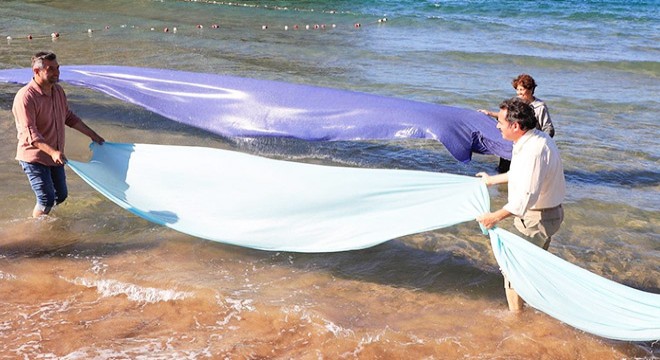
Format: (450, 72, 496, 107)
(504, 275, 524, 312)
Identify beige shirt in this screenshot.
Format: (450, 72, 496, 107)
(503, 129, 565, 217)
(13, 79, 81, 166)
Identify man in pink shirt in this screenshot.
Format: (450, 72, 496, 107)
(13, 51, 105, 217)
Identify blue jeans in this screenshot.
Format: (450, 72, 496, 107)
(20, 161, 68, 213)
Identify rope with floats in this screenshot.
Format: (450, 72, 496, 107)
(4, 18, 389, 44)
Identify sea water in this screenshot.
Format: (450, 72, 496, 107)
(0, 0, 658, 358)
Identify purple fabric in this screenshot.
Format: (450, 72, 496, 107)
(0, 66, 512, 162)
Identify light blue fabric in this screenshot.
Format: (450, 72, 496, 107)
(489, 228, 660, 341)
(68, 142, 490, 252)
(67, 142, 660, 341)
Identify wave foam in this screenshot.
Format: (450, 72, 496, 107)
(69, 277, 192, 304)
(0, 271, 16, 280)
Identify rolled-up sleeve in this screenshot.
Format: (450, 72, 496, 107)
(14, 88, 45, 146)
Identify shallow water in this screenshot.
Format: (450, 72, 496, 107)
(0, 0, 658, 358)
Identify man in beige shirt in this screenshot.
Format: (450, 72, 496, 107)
(14, 51, 105, 217)
(476, 97, 566, 312)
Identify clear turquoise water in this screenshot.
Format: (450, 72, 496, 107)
(0, 0, 658, 358)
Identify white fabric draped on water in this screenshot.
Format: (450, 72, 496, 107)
(67, 142, 659, 341)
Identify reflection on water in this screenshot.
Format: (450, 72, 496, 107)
(0, 226, 654, 359)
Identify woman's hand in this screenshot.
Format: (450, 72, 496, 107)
(478, 109, 496, 118)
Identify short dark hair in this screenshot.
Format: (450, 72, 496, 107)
(512, 74, 537, 94)
(499, 97, 538, 131)
(31, 52, 57, 70)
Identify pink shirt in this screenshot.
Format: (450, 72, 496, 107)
(13, 79, 81, 166)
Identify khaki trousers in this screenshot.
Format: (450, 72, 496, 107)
(514, 205, 564, 250)
(504, 205, 564, 311)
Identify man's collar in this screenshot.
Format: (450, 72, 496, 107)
(30, 77, 54, 95)
(28, 78, 45, 95)
(512, 129, 535, 153)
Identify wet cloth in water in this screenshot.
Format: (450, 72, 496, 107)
(67, 142, 660, 342)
